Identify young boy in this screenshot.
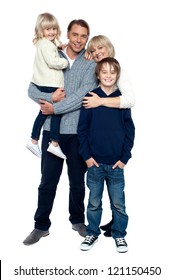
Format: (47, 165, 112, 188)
(77, 57, 135, 253)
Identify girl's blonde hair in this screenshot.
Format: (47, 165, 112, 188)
(33, 12, 61, 45)
(87, 35, 115, 57)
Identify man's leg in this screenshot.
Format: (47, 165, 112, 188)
(61, 134, 87, 236)
(23, 131, 64, 245)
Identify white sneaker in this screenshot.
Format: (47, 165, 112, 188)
(47, 143, 66, 159)
(26, 139, 41, 158)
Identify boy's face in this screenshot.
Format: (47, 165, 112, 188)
(98, 63, 117, 87)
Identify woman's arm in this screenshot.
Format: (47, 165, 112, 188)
(83, 69, 135, 109)
(117, 69, 135, 108)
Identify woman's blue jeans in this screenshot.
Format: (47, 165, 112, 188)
(86, 164, 128, 239)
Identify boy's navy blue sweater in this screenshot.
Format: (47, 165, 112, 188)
(77, 87, 135, 165)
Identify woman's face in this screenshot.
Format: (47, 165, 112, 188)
(90, 44, 110, 62)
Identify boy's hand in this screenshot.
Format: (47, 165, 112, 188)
(86, 157, 99, 168)
(112, 160, 125, 170)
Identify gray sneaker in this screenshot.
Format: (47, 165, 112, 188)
(23, 229, 49, 246)
(72, 223, 86, 237)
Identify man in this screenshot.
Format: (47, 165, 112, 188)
(23, 19, 98, 245)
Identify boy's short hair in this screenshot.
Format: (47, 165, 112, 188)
(95, 57, 121, 82)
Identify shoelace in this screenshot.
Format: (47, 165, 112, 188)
(116, 238, 126, 246)
(84, 235, 96, 244)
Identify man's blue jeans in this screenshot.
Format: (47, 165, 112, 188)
(86, 164, 128, 239)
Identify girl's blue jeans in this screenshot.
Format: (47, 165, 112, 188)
(86, 164, 128, 239)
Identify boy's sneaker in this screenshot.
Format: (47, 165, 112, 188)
(80, 235, 98, 251)
(26, 139, 41, 158)
(115, 238, 128, 253)
(47, 143, 67, 159)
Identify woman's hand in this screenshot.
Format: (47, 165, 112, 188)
(83, 92, 102, 108)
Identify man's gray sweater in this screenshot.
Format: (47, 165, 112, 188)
(28, 49, 98, 134)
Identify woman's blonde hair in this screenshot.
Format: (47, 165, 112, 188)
(33, 12, 61, 45)
(87, 35, 115, 57)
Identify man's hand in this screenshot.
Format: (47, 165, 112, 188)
(40, 100, 54, 115)
(52, 88, 65, 102)
(83, 92, 102, 108)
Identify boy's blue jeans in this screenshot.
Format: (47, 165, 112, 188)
(86, 164, 128, 239)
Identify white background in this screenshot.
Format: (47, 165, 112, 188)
(0, 0, 173, 279)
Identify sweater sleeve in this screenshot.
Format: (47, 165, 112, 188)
(120, 109, 135, 164)
(117, 69, 136, 109)
(53, 62, 98, 114)
(28, 82, 53, 104)
(77, 106, 92, 161)
(42, 40, 68, 70)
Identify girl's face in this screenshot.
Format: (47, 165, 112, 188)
(98, 63, 117, 88)
(43, 27, 58, 42)
(90, 44, 109, 62)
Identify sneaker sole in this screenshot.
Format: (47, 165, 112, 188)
(47, 148, 66, 159)
(80, 239, 98, 251)
(26, 144, 41, 158)
(116, 246, 128, 253)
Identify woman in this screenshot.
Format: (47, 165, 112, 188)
(84, 35, 135, 109)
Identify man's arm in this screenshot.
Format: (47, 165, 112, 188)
(53, 62, 98, 114)
(28, 82, 53, 104)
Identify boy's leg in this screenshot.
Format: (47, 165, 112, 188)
(107, 166, 128, 238)
(86, 165, 105, 237)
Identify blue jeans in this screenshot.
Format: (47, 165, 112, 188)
(86, 164, 128, 239)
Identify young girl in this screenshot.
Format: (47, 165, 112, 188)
(26, 12, 68, 159)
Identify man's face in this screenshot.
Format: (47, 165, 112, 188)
(67, 24, 89, 54)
